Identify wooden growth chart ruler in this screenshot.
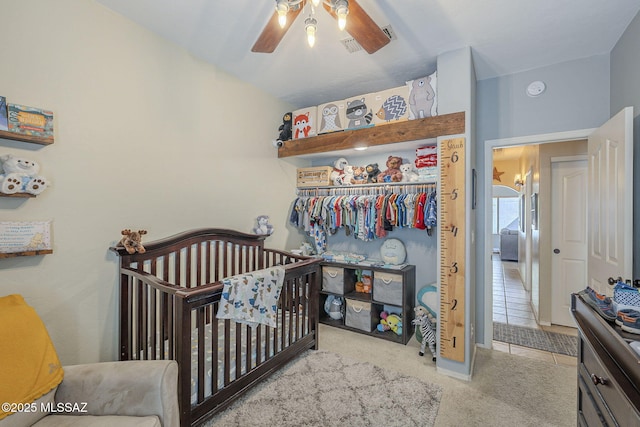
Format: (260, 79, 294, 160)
(439, 137, 466, 363)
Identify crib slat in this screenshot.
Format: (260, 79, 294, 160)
(150, 287, 157, 359)
(211, 309, 219, 394)
(197, 308, 205, 403)
(224, 319, 231, 386)
(245, 324, 252, 373)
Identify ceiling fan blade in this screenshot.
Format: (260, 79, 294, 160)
(323, 0, 389, 54)
(252, 2, 306, 53)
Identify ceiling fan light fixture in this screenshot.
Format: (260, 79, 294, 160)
(305, 16, 318, 47)
(311, 0, 321, 7)
(276, 0, 289, 28)
(335, 0, 349, 30)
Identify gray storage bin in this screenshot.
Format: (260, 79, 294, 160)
(322, 266, 344, 294)
(373, 271, 403, 305)
(345, 299, 378, 332)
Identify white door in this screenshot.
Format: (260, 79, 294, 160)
(588, 107, 634, 294)
(551, 159, 587, 326)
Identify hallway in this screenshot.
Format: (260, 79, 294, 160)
(491, 255, 577, 366)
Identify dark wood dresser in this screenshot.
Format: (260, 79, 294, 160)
(571, 293, 640, 426)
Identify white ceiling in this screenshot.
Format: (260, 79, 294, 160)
(94, 0, 640, 109)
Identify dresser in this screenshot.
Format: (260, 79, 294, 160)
(571, 293, 640, 426)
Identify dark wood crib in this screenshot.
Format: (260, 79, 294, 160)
(111, 228, 321, 426)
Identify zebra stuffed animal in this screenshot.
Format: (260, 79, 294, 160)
(412, 306, 437, 361)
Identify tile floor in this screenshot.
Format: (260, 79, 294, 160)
(492, 254, 578, 366)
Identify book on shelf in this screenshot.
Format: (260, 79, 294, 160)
(7, 103, 53, 138)
(0, 96, 7, 131)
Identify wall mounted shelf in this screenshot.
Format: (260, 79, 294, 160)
(277, 111, 465, 158)
(0, 192, 36, 198)
(0, 249, 52, 258)
(0, 129, 54, 145)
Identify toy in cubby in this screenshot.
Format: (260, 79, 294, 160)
(377, 311, 402, 336)
(355, 270, 372, 293)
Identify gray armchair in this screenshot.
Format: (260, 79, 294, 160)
(1, 360, 179, 427)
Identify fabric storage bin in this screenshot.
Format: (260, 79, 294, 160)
(322, 266, 344, 294)
(345, 299, 378, 332)
(373, 271, 403, 306)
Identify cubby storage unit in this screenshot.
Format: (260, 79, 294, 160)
(319, 261, 415, 344)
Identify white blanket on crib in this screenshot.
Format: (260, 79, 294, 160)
(216, 266, 285, 328)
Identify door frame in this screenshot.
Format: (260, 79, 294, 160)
(481, 128, 595, 347)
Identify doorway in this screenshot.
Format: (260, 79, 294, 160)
(482, 129, 594, 346)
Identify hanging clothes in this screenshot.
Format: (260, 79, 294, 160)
(289, 184, 438, 244)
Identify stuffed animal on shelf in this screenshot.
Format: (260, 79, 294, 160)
(412, 305, 437, 361)
(365, 163, 380, 183)
(119, 229, 147, 254)
(253, 215, 274, 235)
(330, 157, 351, 185)
(377, 311, 403, 336)
(400, 163, 419, 183)
(351, 166, 368, 185)
(377, 155, 404, 183)
(277, 112, 292, 142)
(0, 154, 50, 195)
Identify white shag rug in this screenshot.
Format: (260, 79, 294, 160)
(204, 350, 442, 427)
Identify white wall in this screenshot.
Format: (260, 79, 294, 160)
(0, 0, 301, 365)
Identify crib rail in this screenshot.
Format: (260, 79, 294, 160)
(111, 229, 320, 426)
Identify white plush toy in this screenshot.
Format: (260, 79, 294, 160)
(330, 157, 352, 186)
(400, 163, 419, 183)
(0, 154, 49, 195)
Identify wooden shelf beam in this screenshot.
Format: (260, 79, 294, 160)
(277, 111, 465, 158)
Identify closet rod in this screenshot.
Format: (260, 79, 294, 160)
(296, 181, 436, 197)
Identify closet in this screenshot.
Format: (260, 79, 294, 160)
(280, 113, 468, 357)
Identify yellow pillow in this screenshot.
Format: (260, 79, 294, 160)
(0, 294, 63, 420)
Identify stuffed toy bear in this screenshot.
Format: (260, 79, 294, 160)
(351, 166, 368, 185)
(377, 156, 404, 183)
(365, 163, 380, 183)
(400, 163, 419, 183)
(119, 229, 147, 254)
(0, 154, 49, 195)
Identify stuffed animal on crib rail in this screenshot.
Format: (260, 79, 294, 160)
(0, 154, 50, 195)
(253, 215, 274, 235)
(413, 305, 437, 361)
(377, 311, 403, 336)
(119, 229, 147, 254)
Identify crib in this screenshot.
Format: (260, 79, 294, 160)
(110, 228, 321, 426)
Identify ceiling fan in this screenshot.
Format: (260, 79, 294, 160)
(252, 0, 390, 54)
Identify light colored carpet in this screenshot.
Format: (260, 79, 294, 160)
(204, 324, 576, 427)
(206, 350, 442, 427)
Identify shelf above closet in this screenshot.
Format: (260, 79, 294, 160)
(0, 249, 53, 258)
(277, 111, 465, 158)
(0, 129, 54, 145)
